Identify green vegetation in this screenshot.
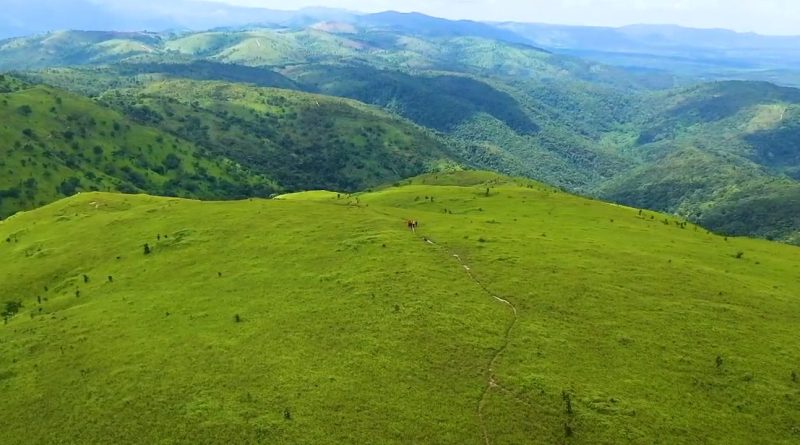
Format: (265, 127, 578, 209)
(98, 79, 457, 192)
(23, 62, 300, 98)
(600, 81, 800, 243)
(5, 28, 800, 243)
(1, 171, 798, 443)
(0, 31, 164, 70)
(0, 74, 463, 218)
(0, 78, 271, 218)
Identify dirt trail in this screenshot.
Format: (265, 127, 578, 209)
(421, 237, 518, 445)
(361, 205, 520, 444)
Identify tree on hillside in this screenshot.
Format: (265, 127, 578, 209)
(57, 177, 82, 196)
(2, 301, 23, 323)
(16, 105, 32, 116)
(163, 153, 182, 170)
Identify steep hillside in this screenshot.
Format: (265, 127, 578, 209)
(601, 81, 800, 243)
(98, 79, 458, 191)
(285, 62, 638, 189)
(1, 171, 798, 444)
(24, 57, 644, 193)
(7, 26, 660, 192)
(21, 62, 300, 98)
(0, 76, 271, 219)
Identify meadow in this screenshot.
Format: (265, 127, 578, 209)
(1, 171, 798, 444)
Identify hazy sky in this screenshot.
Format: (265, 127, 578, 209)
(202, 0, 800, 35)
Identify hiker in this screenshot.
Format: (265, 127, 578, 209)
(407, 220, 418, 231)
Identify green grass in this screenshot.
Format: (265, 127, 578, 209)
(1, 171, 798, 444)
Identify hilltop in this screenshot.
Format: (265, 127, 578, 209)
(1, 171, 798, 444)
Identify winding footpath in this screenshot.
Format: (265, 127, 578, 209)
(421, 236, 519, 445)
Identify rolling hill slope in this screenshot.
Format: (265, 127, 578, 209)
(0, 75, 270, 219)
(98, 79, 459, 192)
(1, 171, 798, 444)
(600, 81, 800, 243)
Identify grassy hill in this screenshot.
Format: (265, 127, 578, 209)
(1, 171, 798, 444)
(97, 79, 459, 192)
(0, 75, 271, 219)
(0, 31, 164, 70)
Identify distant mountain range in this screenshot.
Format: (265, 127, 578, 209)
(0, 1, 348, 38)
(3, 3, 800, 87)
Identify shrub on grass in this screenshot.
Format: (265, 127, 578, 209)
(2, 301, 23, 318)
(562, 390, 573, 415)
(16, 105, 32, 116)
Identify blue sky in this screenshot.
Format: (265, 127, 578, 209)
(196, 0, 799, 35)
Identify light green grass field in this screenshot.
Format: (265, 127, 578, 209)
(1, 171, 798, 444)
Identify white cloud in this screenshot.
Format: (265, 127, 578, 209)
(195, 0, 800, 35)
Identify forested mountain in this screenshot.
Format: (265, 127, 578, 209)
(0, 74, 270, 218)
(1, 16, 799, 243)
(601, 81, 800, 243)
(98, 79, 458, 192)
(0, 74, 460, 218)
